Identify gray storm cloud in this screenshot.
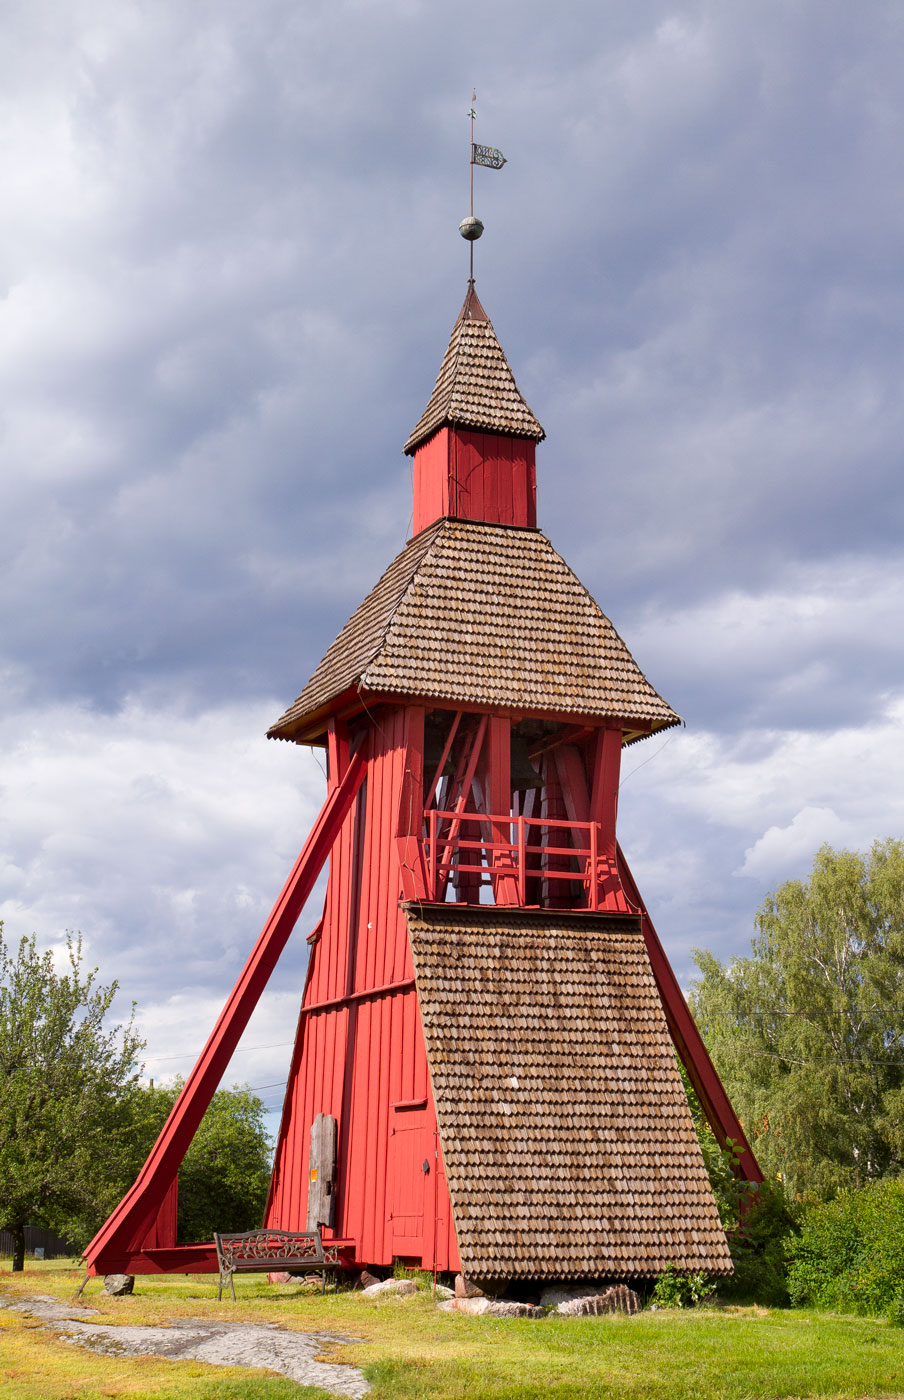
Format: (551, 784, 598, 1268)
(2, 0, 903, 1086)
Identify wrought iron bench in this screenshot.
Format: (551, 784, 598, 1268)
(213, 1226, 339, 1300)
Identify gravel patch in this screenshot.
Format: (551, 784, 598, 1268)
(0, 1293, 369, 1397)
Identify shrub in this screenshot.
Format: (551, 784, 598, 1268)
(722, 1179, 799, 1306)
(681, 1080, 799, 1307)
(787, 1178, 904, 1315)
(650, 1264, 715, 1309)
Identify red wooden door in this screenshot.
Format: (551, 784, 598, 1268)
(389, 1102, 431, 1257)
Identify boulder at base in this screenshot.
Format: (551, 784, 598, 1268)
(362, 1278, 418, 1297)
(556, 1285, 642, 1316)
(450, 1297, 540, 1317)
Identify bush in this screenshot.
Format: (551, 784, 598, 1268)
(787, 1178, 904, 1316)
(650, 1264, 715, 1309)
(722, 1180, 799, 1306)
(680, 1065, 799, 1306)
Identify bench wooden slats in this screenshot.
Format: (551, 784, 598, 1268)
(213, 1227, 338, 1300)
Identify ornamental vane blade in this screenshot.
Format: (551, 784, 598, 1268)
(471, 142, 507, 169)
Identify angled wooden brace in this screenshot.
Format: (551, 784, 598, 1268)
(547, 740, 761, 1185)
(616, 844, 764, 1187)
(84, 741, 369, 1271)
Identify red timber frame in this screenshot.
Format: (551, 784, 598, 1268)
(86, 702, 760, 1279)
(83, 741, 368, 1276)
(263, 702, 761, 1283)
(265, 705, 459, 1273)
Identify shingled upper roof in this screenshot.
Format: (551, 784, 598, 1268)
(403, 283, 545, 455)
(267, 520, 681, 742)
(407, 905, 732, 1280)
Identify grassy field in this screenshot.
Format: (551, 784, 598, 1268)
(1, 1262, 902, 1400)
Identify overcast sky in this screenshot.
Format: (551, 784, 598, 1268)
(2, 0, 903, 1124)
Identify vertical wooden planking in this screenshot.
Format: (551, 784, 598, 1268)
(341, 1000, 363, 1250)
(403, 426, 540, 531)
(391, 710, 412, 983)
(355, 734, 375, 997)
(487, 433, 501, 523)
(411, 430, 450, 535)
(361, 995, 379, 1264)
(442, 430, 537, 527)
(379, 719, 397, 988)
(266, 703, 467, 1273)
(377, 991, 394, 1264)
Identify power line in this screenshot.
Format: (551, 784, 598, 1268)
(708, 1008, 904, 1020)
(726, 1046, 904, 1069)
(143, 1039, 294, 1064)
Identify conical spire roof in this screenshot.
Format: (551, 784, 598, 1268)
(403, 283, 545, 454)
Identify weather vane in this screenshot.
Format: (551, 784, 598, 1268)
(459, 89, 507, 282)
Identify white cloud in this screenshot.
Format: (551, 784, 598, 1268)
(617, 556, 904, 730)
(618, 692, 904, 974)
(0, 694, 326, 1015)
(737, 806, 852, 881)
(2, 0, 904, 1058)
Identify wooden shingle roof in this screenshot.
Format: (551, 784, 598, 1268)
(407, 905, 732, 1281)
(267, 520, 681, 741)
(403, 284, 545, 455)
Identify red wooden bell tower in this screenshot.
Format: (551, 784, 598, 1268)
(85, 281, 761, 1286)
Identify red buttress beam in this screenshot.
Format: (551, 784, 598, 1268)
(83, 742, 369, 1272)
(615, 844, 764, 1186)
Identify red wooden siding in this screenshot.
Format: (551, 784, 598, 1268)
(412, 432, 450, 535)
(83, 749, 368, 1276)
(412, 428, 537, 534)
(267, 706, 460, 1273)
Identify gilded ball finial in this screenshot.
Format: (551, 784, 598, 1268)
(459, 215, 484, 241)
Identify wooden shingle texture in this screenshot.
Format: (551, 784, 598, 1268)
(268, 520, 680, 739)
(407, 906, 732, 1281)
(404, 284, 545, 455)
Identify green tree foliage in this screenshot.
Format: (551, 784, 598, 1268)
(0, 925, 144, 1270)
(680, 1064, 798, 1304)
(650, 1264, 716, 1308)
(787, 1179, 904, 1317)
(689, 840, 904, 1201)
(130, 1081, 273, 1242)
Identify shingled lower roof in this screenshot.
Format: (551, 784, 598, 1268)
(404, 284, 545, 454)
(268, 520, 680, 740)
(407, 905, 732, 1281)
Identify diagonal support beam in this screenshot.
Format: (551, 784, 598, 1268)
(84, 741, 369, 1271)
(616, 843, 764, 1187)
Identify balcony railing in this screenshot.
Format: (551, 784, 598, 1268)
(421, 808, 604, 909)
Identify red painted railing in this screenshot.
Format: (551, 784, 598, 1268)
(422, 808, 602, 909)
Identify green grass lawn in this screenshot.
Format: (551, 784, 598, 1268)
(1, 1262, 902, 1400)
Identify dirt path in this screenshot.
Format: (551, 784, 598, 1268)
(0, 1293, 370, 1397)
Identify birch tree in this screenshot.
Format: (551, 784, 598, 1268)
(689, 840, 904, 1200)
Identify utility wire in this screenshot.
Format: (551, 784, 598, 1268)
(710, 1008, 904, 1020)
(143, 1039, 294, 1063)
(732, 1046, 904, 1069)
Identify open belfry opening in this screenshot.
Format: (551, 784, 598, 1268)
(84, 274, 762, 1288)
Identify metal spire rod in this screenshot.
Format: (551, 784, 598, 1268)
(460, 89, 506, 275)
(469, 92, 476, 281)
(469, 91, 476, 219)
